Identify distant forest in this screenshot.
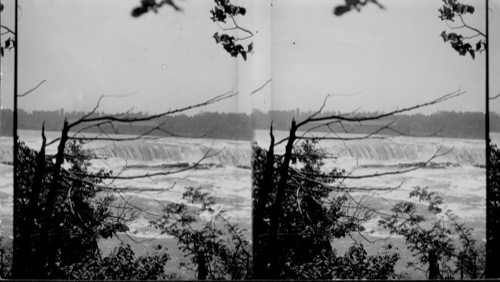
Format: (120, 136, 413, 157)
(2, 108, 499, 140)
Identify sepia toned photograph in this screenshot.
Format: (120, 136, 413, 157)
(1, 0, 499, 279)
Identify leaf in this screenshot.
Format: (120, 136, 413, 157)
(476, 40, 482, 51)
(213, 32, 220, 43)
(131, 6, 147, 17)
(469, 49, 475, 59)
(247, 42, 253, 53)
(440, 31, 448, 42)
(334, 5, 350, 16)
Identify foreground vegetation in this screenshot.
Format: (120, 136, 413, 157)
(252, 137, 486, 279)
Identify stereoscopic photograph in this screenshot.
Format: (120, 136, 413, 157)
(1, 0, 499, 279)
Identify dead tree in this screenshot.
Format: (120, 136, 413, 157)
(15, 75, 274, 278)
(15, 90, 242, 278)
(253, 89, 465, 278)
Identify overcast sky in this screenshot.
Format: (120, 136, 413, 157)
(1, 0, 499, 115)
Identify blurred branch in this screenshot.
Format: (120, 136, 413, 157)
(18, 80, 47, 98)
(490, 94, 500, 100)
(0, 25, 15, 35)
(334, 0, 385, 16)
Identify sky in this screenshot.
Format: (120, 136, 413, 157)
(1, 0, 500, 115)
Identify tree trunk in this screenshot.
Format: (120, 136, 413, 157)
(428, 250, 440, 279)
(23, 125, 47, 278)
(197, 250, 207, 280)
(267, 119, 297, 278)
(38, 120, 69, 277)
(253, 124, 274, 278)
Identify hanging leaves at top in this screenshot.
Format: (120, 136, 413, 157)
(438, 0, 485, 60)
(130, 0, 253, 61)
(210, 0, 253, 61)
(438, 0, 475, 21)
(131, 0, 182, 18)
(210, 0, 246, 22)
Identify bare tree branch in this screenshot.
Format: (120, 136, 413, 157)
(490, 93, 500, 100)
(273, 90, 463, 147)
(291, 144, 452, 181)
(46, 89, 237, 146)
(229, 15, 254, 41)
(250, 79, 272, 95)
(457, 14, 486, 37)
(296, 89, 465, 128)
(69, 90, 237, 129)
(0, 25, 15, 35)
(70, 146, 219, 180)
(18, 80, 47, 98)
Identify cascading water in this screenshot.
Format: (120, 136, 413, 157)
(10, 129, 488, 240)
(7, 129, 487, 167)
(329, 140, 485, 165)
(253, 129, 485, 166)
(87, 139, 252, 167)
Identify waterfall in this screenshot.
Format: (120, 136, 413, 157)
(331, 141, 484, 165)
(88, 139, 252, 167)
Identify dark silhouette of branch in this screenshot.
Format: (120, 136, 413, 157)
(273, 90, 463, 147)
(0, 25, 15, 35)
(215, 14, 254, 42)
(45, 78, 270, 147)
(457, 14, 486, 37)
(67, 125, 217, 143)
(490, 94, 500, 100)
(69, 90, 237, 129)
(45, 90, 237, 146)
(296, 121, 395, 142)
(250, 79, 272, 95)
(70, 146, 219, 180)
(297, 89, 465, 128)
(291, 144, 452, 181)
(18, 80, 46, 97)
(292, 169, 404, 192)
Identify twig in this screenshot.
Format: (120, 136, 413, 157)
(18, 80, 47, 97)
(0, 25, 15, 35)
(250, 79, 272, 95)
(490, 93, 500, 100)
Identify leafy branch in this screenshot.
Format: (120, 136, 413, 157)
(334, 0, 385, 16)
(130, 0, 254, 60)
(211, 0, 254, 60)
(438, 0, 486, 59)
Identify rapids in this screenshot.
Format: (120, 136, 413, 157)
(2, 129, 490, 240)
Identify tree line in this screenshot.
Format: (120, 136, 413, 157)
(1, 109, 253, 140)
(2, 108, 499, 140)
(253, 109, 500, 140)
